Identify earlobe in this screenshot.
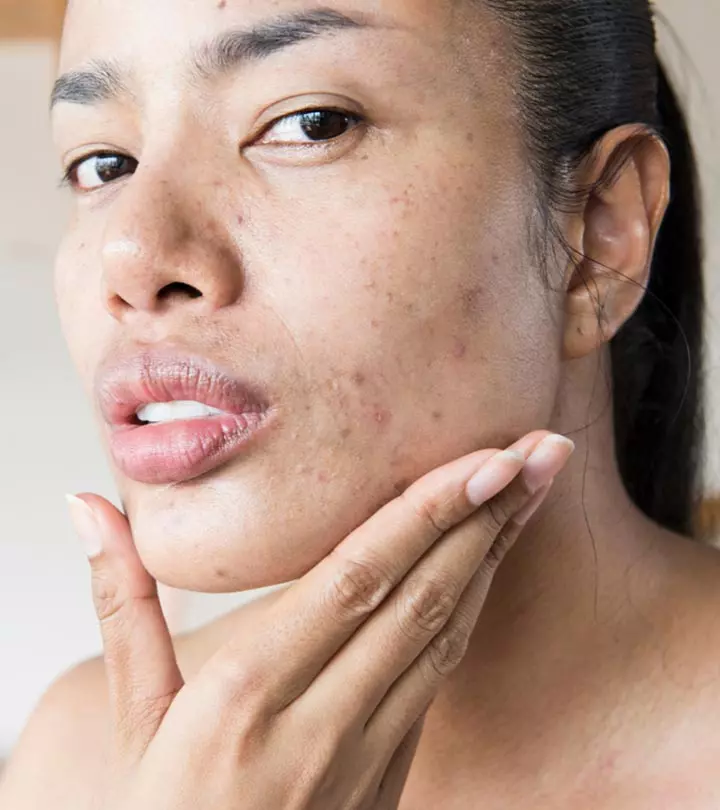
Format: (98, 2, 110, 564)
(562, 126, 671, 361)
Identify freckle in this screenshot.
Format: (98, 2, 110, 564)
(461, 285, 484, 318)
(432, 410, 443, 421)
(340, 427, 352, 439)
(452, 339, 467, 359)
(352, 371, 366, 386)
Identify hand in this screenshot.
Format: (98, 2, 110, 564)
(66, 430, 574, 809)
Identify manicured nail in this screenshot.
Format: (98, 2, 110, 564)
(522, 435, 575, 493)
(514, 480, 553, 525)
(65, 495, 103, 559)
(466, 449, 526, 506)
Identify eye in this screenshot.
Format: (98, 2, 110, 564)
(64, 152, 138, 192)
(258, 108, 362, 146)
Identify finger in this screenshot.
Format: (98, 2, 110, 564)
(66, 493, 184, 761)
(364, 481, 553, 759)
(203, 430, 553, 706)
(300, 435, 569, 727)
(374, 708, 429, 809)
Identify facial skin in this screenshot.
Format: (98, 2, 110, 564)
(52, 0, 666, 597)
(52, 0, 558, 592)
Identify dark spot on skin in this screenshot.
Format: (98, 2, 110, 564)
(340, 428, 352, 439)
(452, 339, 467, 359)
(405, 301, 417, 315)
(217, 0, 227, 7)
(374, 407, 391, 427)
(371, 319, 380, 329)
(491, 252, 500, 266)
(466, 131, 475, 143)
(215, 568, 228, 579)
(386, 292, 395, 303)
(460, 285, 485, 319)
(352, 371, 366, 386)
(432, 410, 443, 421)
(392, 478, 412, 495)
(317, 471, 329, 483)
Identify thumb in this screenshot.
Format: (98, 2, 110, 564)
(66, 493, 184, 762)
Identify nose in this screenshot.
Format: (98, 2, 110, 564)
(101, 170, 243, 322)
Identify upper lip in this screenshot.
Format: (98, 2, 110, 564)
(96, 348, 271, 428)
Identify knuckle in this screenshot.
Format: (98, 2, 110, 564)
(401, 487, 456, 535)
(398, 572, 459, 640)
(90, 567, 127, 624)
(481, 530, 514, 574)
(325, 553, 395, 620)
(423, 621, 470, 681)
(483, 494, 513, 534)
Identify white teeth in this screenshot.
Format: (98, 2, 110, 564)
(136, 401, 227, 424)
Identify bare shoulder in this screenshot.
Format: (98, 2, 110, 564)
(0, 588, 284, 810)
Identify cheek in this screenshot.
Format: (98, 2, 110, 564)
(54, 233, 105, 385)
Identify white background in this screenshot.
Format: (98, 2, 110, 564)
(1, 1, 719, 759)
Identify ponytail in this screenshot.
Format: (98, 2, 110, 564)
(610, 60, 705, 537)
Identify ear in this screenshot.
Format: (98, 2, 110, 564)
(562, 125, 671, 360)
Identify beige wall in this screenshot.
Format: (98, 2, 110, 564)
(1, 4, 719, 757)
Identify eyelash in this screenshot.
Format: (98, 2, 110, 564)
(59, 106, 365, 192)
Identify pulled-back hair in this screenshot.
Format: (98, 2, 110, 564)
(484, 0, 705, 537)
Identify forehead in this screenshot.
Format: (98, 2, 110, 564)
(59, 0, 466, 73)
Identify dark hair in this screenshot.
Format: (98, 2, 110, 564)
(484, 1, 705, 538)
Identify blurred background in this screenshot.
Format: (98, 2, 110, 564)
(0, 0, 719, 765)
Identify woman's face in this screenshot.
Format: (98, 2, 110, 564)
(52, 0, 561, 592)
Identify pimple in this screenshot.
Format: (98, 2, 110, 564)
(374, 406, 392, 428)
(217, 0, 227, 7)
(452, 338, 467, 359)
(317, 470, 329, 483)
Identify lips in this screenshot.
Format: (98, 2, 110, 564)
(96, 350, 275, 485)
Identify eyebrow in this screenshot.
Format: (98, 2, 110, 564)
(51, 8, 374, 110)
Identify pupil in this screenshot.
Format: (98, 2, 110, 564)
(300, 111, 349, 141)
(96, 155, 126, 181)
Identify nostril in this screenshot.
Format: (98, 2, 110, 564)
(157, 282, 203, 301)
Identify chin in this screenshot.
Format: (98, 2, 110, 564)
(121, 457, 390, 593)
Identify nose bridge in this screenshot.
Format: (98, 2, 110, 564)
(101, 151, 243, 318)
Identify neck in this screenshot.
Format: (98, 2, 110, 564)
(403, 348, 680, 799)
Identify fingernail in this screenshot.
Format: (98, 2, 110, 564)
(466, 448, 526, 506)
(514, 480, 553, 525)
(523, 435, 575, 493)
(65, 495, 103, 559)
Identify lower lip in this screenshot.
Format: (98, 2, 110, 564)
(108, 411, 272, 485)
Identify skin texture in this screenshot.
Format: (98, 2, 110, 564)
(12, 0, 718, 806)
